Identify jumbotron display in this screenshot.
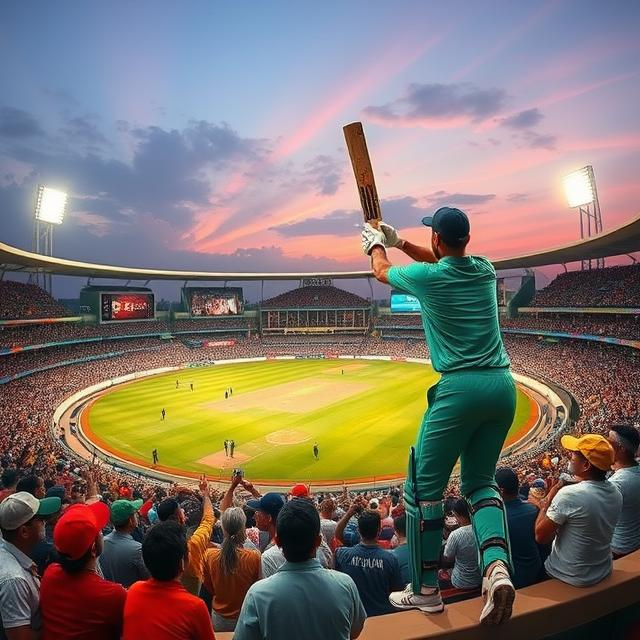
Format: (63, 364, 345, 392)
(100, 293, 155, 322)
(185, 287, 244, 316)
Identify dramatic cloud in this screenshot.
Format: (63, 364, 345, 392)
(423, 190, 496, 210)
(0, 111, 268, 233)
(363, 82, 508, 128)
(0, 107, 44, 139)
(506, 192, 530, 202)
(521, 130, 557, 150)
(60, 115, 109, 148)
(302, 154, 344, 196)
(500, 107, 544, 129)
(270, 209, 360, 237)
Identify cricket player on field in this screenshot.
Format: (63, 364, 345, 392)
(362, 207, 516, 625)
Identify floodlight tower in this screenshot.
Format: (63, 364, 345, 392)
(562, 165, 604, 270)
(33, 185, 68, 294)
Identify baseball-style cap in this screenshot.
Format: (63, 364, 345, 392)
(290, 484, 310, 498)
(110, 499, 143, 526)
(0, 492, 61, 530)
(246, 493, 285, 521)
(421, 207, 470, 245)
(531, 479, 546, 489)
(561, 434, 615, 471)
(156, 498, 180, 522)
(54, 502, 110, 560)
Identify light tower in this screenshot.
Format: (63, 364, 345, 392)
(562, 165, 604, 270)
(33, 185, 68, 294)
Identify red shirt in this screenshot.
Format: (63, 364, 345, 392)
(123, 578, 215, 640)
(40, 563, 126, 640)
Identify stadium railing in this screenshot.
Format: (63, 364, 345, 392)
(217, 551, 640, 639)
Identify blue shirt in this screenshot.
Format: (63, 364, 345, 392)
(335, 543, 403, 617)
(235, 559, 366, 640)
(504, 498, 543, 589)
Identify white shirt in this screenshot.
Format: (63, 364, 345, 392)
(608, 465, 640, 555)
(545, 480, 622, 587)
(443, 525, 481, 589)
(0, 540, 41, 635)
(261, 540, 334, 578)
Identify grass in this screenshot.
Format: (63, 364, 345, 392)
(86, 359, 534, 483)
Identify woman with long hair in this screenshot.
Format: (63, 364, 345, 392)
(202, 507, 261, 632)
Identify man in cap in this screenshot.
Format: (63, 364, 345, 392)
(290, 483, 310, 500)
(100, 499, 150, 588)
(40, 502, 126, 639)
(0, 491, 60, 639)
(363, 208, 517, 624)
(535, 434, 623, 587)
(607, 423, 640, 558)
(156, 475, 215, 595)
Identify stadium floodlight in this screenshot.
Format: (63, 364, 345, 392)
(34, 185, 68, 224)
(563, 167, 594, 209)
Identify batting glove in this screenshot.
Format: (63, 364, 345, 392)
(379, 222, 403, 248)
(361, 223, 386, 255)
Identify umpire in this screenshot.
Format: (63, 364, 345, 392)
(362, 207, 516, 626)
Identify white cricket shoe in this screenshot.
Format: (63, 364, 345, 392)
(389, 583, 445, 614)
(479, 560, 515, 625)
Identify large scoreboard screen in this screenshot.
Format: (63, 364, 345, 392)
(390, 290, 421, 313)
(185, 287, 244, 316)
(100, 293, 155, 322)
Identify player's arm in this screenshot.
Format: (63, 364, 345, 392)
(370, 246, 392, 284)
(379, 222, 437, 263)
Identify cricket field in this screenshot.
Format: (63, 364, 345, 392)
(83, 359, 537, 485)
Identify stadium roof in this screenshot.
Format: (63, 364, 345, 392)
(0, 213, 638, 281)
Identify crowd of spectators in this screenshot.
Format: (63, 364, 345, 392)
(0, 281, 70, 319)
(261, 285, 370, 309)
(502, 314, 640, 340)
(531, 264, 640, 308)
(172, 317, 257, 333)
(1, 277, 639, 637)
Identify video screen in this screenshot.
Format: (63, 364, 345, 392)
(390, 291, 421, 313)
(100, 293, 154, 322)
(187, 288, 244, 316)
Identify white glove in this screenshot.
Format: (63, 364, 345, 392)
(361, 223, 386, 255)
(379, 222, 402, 248)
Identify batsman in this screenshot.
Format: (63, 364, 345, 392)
(362, 208, 517, 625)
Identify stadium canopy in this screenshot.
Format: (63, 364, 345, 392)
(0, 212, 638, 281)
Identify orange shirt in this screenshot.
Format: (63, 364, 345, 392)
(123, 579, 215, 640)
(202, 546, 261, 619)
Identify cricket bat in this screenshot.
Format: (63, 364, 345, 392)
(343, 122, 382, 228)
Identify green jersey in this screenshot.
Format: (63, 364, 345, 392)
(387, 255, 509, 373)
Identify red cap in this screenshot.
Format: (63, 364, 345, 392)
(54, 502, 110, 560)
(290, 483, 310, 498)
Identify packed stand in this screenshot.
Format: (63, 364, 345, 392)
(260, 285, 370, 309)
(0, 281, 70, 319)
(502, 314, 640, 340)
(531, 264, 640, 308)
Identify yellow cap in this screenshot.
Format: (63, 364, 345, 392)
(560, 434, 614, 471)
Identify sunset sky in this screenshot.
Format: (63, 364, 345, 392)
(1, 1, 639, 299)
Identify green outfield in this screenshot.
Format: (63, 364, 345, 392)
(85, 359, 535, 484)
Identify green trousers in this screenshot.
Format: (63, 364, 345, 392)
(404, 367, 517, 590)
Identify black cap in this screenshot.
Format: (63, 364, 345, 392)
(156, 498, 180, 522)
(421, 207, 470, 245)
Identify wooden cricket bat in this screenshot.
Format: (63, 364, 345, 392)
(343, 122, 382, 228)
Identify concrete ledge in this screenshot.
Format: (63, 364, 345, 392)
(217, 551, 640, 640)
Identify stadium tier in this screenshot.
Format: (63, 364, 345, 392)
(0, 280, 70, 319)
(531, 263, 640, 308)
(1, 267, 639, 638)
